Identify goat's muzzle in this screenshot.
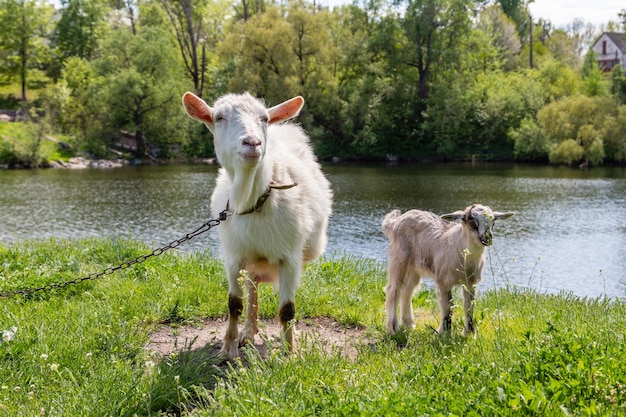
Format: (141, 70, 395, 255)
(238, 136, 264, 164)
(480, 231, 493, 246)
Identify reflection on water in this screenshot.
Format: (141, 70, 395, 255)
(1, 162, 625, 298)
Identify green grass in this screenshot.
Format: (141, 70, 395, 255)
(1, 239, 625, 416)
(0, 122, 75, 165)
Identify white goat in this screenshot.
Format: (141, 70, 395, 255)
(182, 92, 332, 359)
(382, 204, 513, 335)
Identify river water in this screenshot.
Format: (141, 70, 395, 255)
(1, 162, 625, 298)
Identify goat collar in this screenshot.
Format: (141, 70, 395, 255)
(226, 181, 298, 215)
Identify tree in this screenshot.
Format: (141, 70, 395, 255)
(0, 0, 54, 101)
(610, 65, 626, 104)
(538, 95, 621, 165)
(601, 105, 626, 162)
(546, 29, 582, 69)
(92, 25, 187, 156)
(582, 66, 609, 97)
(235, 0, 265, 21)
(497, 0, 527, 31)
(219, 6, 294, 100)
(537, 59, 580, 102)
(46, 57, 97, 142)
(549, 138, 584, 165)
(476, 4, 521, 70)
(53, 0, 107, 61)
(401, 0, 472, 100)
(157, 0, 229, 96)
(509, 116, 549, 161)
(564, 18, 596, 63)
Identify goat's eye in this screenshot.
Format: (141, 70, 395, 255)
(468, 219, 478, 230)
(214, 114, 224, 123)
(260, 115, 269, 124)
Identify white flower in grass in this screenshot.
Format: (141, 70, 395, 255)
(49, 363, 59, 372)
(1, 326, 17, 343)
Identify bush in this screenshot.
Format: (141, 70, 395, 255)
(538, 95, 626, 165)
(509, 117, 549, 161)
(0, 138, 19, 166)
(549, 139, 584, 165)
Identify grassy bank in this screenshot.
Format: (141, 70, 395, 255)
(0, 122, 74, 167)
(0, 239, 625, 416)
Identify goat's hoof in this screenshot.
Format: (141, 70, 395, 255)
(220, 342, 239, 360)
(462, 328, 477, 338)
(238, 333, 254, 347)
(437, 326, 450, 335)
(401, 320, 416, 330)
(386, 319, 399, 334)
(280, 340, 296, 354)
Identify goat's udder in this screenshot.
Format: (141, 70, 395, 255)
(245, 260, 279, 284)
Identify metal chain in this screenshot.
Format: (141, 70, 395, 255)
(0, 209, 231, 299)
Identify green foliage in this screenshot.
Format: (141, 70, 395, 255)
(509, 116, 549, 161)
(2, 239, 626, 415)
(549, 138, 585, 165)
(424, 69, 547, 160)
(51, 0, 107, 63)
(582, 49, 599, 78)
(0, 121, 45, 166)
(546, 29, 583, 69)
(610, 65, 626, 104)
(537, 59, 581, 102)
(582, 66, 610, 97)
(601, 106, 626, 162)
(475, 4, 521, 71)
(402, 0, 472, 100)
(538, 95, 626, 165)
(0, 0, 624, 164)
(0, 0, 55, 100)
(0, 121, 74, 166)
(91, 24, 188, 156)
(0, 136, 19, 165)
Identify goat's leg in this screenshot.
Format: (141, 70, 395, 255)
(384, 282, 400, 333)
(220, 263, 244, 360)
(278, 262, 299, 351)
(240, 275, 259, 345)
(399, 272, 420, 329)
(462, 284, 476, 336)
(437, 287, 453, 334)
(384, 259, 406, 333)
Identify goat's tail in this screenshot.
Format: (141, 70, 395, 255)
(381, 209, 402, 237)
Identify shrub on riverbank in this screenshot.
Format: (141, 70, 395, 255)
(0, 122, 74, 168)
(0, 238, 624, 415)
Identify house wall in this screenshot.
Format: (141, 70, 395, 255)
(593, 33, 626, 71)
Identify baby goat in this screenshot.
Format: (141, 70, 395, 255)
(182, 92, 332, 359)
(382, 204, 514, 335)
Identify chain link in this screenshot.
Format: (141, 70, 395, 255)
(0, 210, 231, 299)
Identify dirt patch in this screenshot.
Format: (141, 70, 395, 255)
(146, 317, 374, 359)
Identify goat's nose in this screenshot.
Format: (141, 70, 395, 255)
(481, 231, 493, 246)
(242, 136, 262, 148)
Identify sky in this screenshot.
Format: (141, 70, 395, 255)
(528, 0, 624, 28)
(318, 0, 624, 29)
(46, 0, 624, 29)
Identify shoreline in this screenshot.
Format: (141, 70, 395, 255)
(0, 156, 219, 170)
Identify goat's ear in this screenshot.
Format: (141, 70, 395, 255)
(268, 96, 304, 124)
(182, 92, 214, 127)
(493, 211, 515, 221)
(441, 210, 465, 222)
